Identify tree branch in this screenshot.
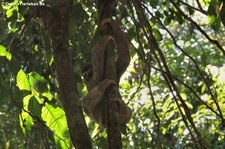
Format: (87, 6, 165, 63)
(96, 0, 123, 148)
(178, 0, 207, 15)
(170, 0, 225, 56)
(34, 0, 92, 148)
(144, 5, 224, 124)
(135, 1, 207, 148)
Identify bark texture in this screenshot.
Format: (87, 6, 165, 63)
(35, 1, 92, 148)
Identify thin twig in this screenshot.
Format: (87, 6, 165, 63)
(170, 0, 225, 126)
(178, 0, 207, 15)
(170, 0, 225, 56)
(136, 2, 207, 148)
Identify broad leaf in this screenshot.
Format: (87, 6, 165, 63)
(42, 103, 70, 148)
(28, 97, 42, 118)
(16, 69, 30, 91)
(0, 45, 12, 60)
(28, 72, 48, 93)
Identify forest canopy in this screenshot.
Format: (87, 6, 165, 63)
(0, 0, 225, 148)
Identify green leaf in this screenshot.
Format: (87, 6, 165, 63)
(2, 3, 19, 18)
(28, 72, 48, 93)
(0, 45, 12, 60)
(28, 97, 42, 118)
(208, 15, 221, 31)
(165, 110, 175, 120)
(208, 15, 216, 24)
(19, 111, 33, 134)
(16, 69, 30, 91)
(42, 103, 70, 148)
(19, 95, 33, 134)
(23, 94, 33, 111)
(153, 29, 163, 41)
(162, 98, 172, 112)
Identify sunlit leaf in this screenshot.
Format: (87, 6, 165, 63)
(42, 92, 53, 101)
(165, 110, 175, 120)
(153, 29, 163, 41)
(162, 98, 171, 111)
(16, 69, 30, 91)
(208, 15, 221, 31)
(19, 95, 33, 134)
(42, 103, 70, 148)
(2, 4, 19, 18)
(0, 45, 12, 60)
(28, 72, 49, 93)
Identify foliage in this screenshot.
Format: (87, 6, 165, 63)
(0, 0, 225, 148)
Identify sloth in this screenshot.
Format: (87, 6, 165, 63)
(81, 19, 131, 130)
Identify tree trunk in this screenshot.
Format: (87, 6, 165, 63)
(34, 1, 92, 148)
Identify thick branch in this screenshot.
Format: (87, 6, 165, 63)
(34, 1, 92, 148)
(96, 0, 123, 148)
